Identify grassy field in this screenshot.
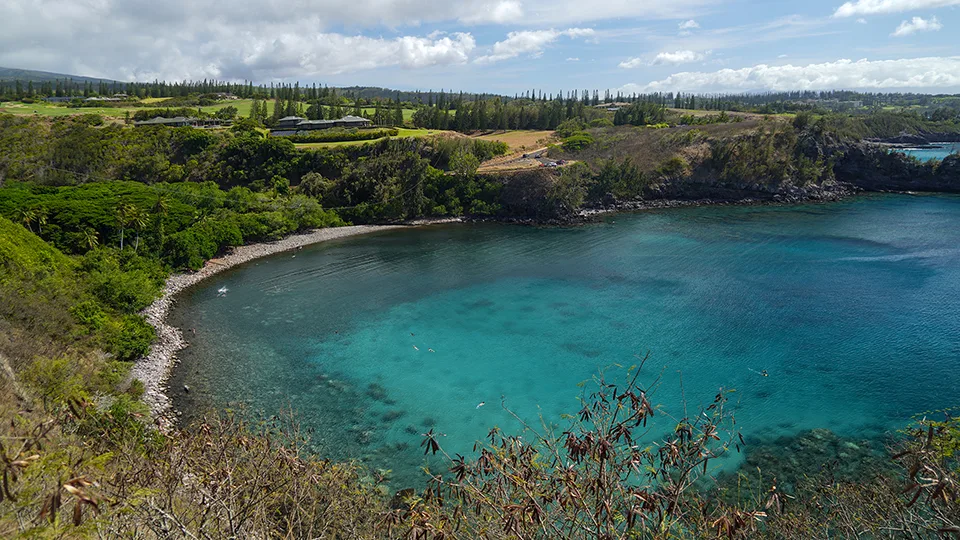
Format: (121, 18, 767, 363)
(0, 99, 260, 119)
(0, 100, 135, 117)
(0, 99, 417, 126)
(294, 128, 452, 149)
(473, 130, 556, 152)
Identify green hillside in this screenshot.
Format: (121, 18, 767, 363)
(0, 66, 124, 84)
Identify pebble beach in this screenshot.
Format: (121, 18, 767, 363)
(129, 223, 433, 427)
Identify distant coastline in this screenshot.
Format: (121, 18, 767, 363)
(131, 220, 459, 427)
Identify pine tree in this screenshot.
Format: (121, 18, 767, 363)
(394, 102, 404, 127)
(271, 97, 283, 124)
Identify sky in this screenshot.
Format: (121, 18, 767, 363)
(2, 0, 960, 95)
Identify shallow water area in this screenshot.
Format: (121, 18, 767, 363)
(900, 142, 960, 162)
(170, 195, 960, 488)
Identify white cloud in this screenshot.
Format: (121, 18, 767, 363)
(620, 50, 709, 68)
(619, 49, 711, 68)
(857, 17, 868, 23)
(460, 0, 524, 23)
(834, 0, 960, 17)
(566, 57, 580, 61)
(678, 19, 700, 34)
(778, 54, 789, 58)
(623, 56, 960, 93)
(475, 28, 595, 64)
(652, 50, 710, 65)
(0, 0, 714, 82)
(891, 16, 943, 36)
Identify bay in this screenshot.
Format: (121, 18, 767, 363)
(170, 194, 960, 487)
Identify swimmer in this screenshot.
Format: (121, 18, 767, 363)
(476, 402, 485, 409)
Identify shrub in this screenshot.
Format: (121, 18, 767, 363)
(555, 118, 585, 138)
(79, 248, 165, 313)
(284, 128, 399, 144)
(588, 117, 614, 128)
(562, 132, 595, 152)
(656, 156, 691, 181)
(101, 314, 155, 361)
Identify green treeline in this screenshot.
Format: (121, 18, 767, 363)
(411, 95, 609, 131)
(0, 114, 519, 270)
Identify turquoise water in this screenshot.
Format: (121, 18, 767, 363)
(900, 142, 960, 162)
(170, 195, 960, 487)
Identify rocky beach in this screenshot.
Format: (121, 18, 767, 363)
(129, 222, 459, 427)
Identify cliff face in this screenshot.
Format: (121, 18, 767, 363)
(642, 180, 851, 204)
(833, 144, 960, 193)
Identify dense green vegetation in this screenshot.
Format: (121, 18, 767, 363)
(2, 102, 960, 536)
(0, 216, 159, 366)
(285, 127, 399, 144)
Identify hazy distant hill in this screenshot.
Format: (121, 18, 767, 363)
(0, 66, 125, 84)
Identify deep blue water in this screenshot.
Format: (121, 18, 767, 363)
(900, 142, 960, 162)
(170, 195, 960, 487)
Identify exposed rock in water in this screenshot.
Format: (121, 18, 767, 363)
(715, 428, 898, 501)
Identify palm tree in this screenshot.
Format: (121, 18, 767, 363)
(115, 203, 136, 250)
(18, 208, 36, 233)
(152, 194, 170, 244)
(35, 207, 48, 235)
(82, 228, 99, 250)
(130, 207, 149, 253)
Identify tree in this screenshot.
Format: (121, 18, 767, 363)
(34, 207, 48, 235)
(152, 194, 170, 245)
(215, 106, 238, 120)
(82, 228, 100, 250)
(115, 203, 137, 250)
(393, 103, 404, 127)
(18, 208, 36, 233)
(450, 149, 480, 181)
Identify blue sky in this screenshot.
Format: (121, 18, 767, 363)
(2, 0, 959, 94)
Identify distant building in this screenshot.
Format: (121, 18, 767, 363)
(276, 116, 307, 129)
(270, 115, 373, 136)
(337, 115, 373, 128)
(134, 116, 232, 128)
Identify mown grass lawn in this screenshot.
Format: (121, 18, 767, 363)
(0, 99, 420, 127)
(0, 98, 259, 119)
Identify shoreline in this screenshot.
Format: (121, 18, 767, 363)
(131, 189, 952, 427)
(131, 220, 459, 427)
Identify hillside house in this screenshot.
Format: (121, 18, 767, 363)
(134, 117, 232, 128)
(276, 116, 306, 129)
